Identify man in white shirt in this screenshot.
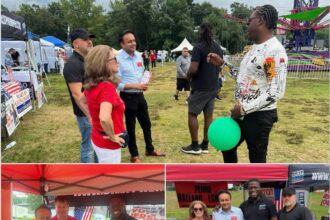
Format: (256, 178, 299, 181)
(208, 5, 288, 163)
(212, 190, 244, 220)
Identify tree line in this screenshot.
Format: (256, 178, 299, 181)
(2, 0, 328, 54)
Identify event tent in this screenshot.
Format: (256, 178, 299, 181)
(42, 35, 66, 47)
(167, 164, 288, 182)
(2, 164, 165, 220)
(1, 11, 27, 41)
(171, 38, 194, 52)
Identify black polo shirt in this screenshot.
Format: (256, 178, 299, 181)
(190, 41, 223, 91)
(63, 51, 85, 117)
(240, 195, 278, 220)
(278, 203, 313, 220)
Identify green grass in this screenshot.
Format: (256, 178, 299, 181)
(1, 62, 329, 163)
(166, 190, 329, 220)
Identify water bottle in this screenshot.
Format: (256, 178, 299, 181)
(5, 141, 16, 150)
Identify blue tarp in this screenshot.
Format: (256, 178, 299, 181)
(42, 36, 65, 47)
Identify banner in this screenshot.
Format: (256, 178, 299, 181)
(128, 206, 165, 220)
(5, 98, 20, 136)
(12, 88, 32, 118)
(288, 165, 330, 190)
(175, 182, 227, 208)
(321, 189, 329, 207)
(36, 82, 45, 108)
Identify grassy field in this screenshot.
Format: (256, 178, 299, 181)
(166, 190, 329, 220)
(1, 62, 329, 163)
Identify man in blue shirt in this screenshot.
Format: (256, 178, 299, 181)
(117, 30, 165, 163)
(212, 190, 244, 220)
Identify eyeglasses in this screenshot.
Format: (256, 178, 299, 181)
(194, 208, 203, 212)
(108, 57, 117, 62)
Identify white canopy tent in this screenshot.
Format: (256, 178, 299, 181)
(40, 38, 56, 69)
(171, 38, 193, 52)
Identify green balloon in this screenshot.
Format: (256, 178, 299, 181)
(208, 116, 241, 151)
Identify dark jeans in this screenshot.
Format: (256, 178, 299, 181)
(120, 92, 154, 157)
(151, 61, 156, 68)
(221, 109, 278, 163)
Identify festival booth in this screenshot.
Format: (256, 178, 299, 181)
(171, 38, 194, 53)
(42, 35, 66, 47)
(1, 164, 165, 220)
(288, 164, 330, 209)
(166, 164, 288, 210)
(1, 11, 32, 138)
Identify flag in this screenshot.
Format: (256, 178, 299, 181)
(74, 206, 94, 220)
(2, 81, 21, 95)
(274, 188, 283, 212)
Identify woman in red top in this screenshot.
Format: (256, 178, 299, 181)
(82, 45, 125, 163)
(149, 50, 156, 68)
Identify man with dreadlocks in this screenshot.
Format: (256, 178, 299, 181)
(181, 23, 223, 155)
(208, 5, 288, 163)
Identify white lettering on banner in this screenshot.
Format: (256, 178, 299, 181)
(291, 170, 304, 183)
(312, 172, 329, 181)
(1, 15, 21, 30)
(12, 89, 32, 118)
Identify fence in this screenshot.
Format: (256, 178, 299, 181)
(227, 56, 330, 80)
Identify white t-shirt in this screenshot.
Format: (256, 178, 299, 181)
(236, 37, 288, 114)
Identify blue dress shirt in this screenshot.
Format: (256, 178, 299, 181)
(117, 49, 145, 93)
(212, 206, 244, 220)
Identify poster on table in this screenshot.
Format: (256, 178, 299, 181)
(128, 206, 165, 220)
(5, 98, 20, 136)
(12, 88, 32, 118)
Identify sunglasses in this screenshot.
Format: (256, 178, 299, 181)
(194, 207, 203, 212)
(108, 57, 117, 62)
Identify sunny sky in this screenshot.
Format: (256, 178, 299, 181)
(2, 0, 330, 16)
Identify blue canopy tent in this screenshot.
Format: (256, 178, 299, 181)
(42, 36, 65, 47)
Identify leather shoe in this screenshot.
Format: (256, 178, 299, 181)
(145, 150, 166, 157)
(130, 156, 142, 163)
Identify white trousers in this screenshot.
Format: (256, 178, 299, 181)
(92, 141, 121, 163)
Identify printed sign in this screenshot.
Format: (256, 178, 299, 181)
(175, 182, 227, 208)
(320, 189, 329, 207)
(128, 206, 165, 220)
(5, 98, 20, 136)
(12, 88, 32, 118)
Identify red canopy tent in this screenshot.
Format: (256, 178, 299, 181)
(166, 164, 288, 182)
(1, 164, 165, 220)
(166, 164, 288, 208)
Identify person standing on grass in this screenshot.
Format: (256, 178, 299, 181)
(240, 179, 278, 220)
(181, 23, 223, 155)
(117, 30, 165, 163)
(82, 45, 126, 163)
(174, 47, 191, 102)
(212, 190, 244, 220)
(63, 28, 96, 163)
(149, 50, 156, 68)
(208, 5, 288, 163)
(278, 188, 313, 220)
(51, 196, 77, 220)
(142, 50, 150, 71)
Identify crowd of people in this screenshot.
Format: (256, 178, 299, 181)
(187, 179, 313, 220)
(34, 196, 137, 220)
(61, 3, 288, 164)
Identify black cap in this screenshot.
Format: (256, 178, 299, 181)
(70, 28, 95, 42)
(282, 187, 296, 196)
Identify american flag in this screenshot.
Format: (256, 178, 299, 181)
(1, 81, 22, 95)
(274, 188, 283, 212)
(74, 206, 94, 220)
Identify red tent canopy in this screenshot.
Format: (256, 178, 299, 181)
(166, 164, 288, 182)
(1, 164, 164, 196)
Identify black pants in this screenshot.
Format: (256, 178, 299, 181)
(151, 61, 156, 68)
(221, 109, 278, 163)
(120, 92, 154, 157)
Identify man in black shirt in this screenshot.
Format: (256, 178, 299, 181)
(63, 28, 95, 163)
(240, 179, 278, 220)
(109, 197, 137, 220)
(278, 188, 313, 220)
(181, 23, 223, 155)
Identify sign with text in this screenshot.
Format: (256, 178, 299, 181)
(175, 182, 227, 208)
(321, 189, 329, 207)
(12, 88, 32, 118)
(5, 98, 20, 136)
(128, 206, 165, 220)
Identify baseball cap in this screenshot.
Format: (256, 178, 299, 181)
(282, 187, 296, 196)
(70, 28, 95, 42)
